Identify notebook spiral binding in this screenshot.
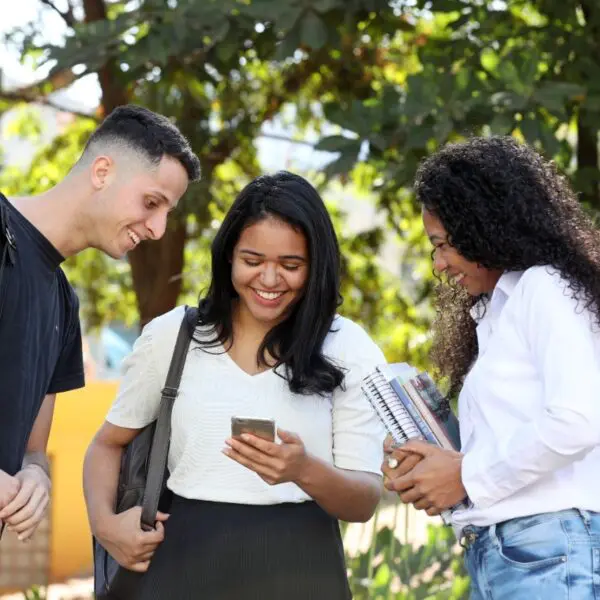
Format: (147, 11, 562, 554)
(362, 370, 422, 443)
(362, 368, 455, 525)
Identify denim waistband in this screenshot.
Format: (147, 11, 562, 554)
(459, 508, 599, 550)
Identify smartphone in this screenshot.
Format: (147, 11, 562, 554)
(231, 416, 276, 442)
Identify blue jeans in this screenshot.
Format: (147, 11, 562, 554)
(462, 509, 600, 600)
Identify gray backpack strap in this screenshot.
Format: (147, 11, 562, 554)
(140, 307, 196, 530)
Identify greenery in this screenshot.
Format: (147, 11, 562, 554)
(3, 0, 597, 337)
(22, 585, 46, 600)
(346, 517, 469, 600)
(4, 1, 600, 596)
(1, 0, 439, 363)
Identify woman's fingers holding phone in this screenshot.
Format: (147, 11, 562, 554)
(223, 430, 308, 485)
(224, 436, 273, 465)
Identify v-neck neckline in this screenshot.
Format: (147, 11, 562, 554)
(221, 346, 277, 380)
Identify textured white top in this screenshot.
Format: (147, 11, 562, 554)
(106, 306, 386, 504)
(453, 266, 600, 533)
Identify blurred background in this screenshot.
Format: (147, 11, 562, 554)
(1, 0, 599, 598)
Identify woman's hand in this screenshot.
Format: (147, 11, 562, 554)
(381, 434, 424, 488)
(94, 507, 169, 573)
(384, 439, 467, 516)
(223, 429, 309, 485)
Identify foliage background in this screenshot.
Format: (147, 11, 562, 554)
(3, 0, 600, 597)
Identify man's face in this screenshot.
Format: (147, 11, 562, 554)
(93, 155, 189, 258)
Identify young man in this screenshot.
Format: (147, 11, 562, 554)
(0, 104, 200, 542)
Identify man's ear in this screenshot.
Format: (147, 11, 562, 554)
(90, 155, 114, 190)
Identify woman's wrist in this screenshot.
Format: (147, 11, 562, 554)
(294, 454, 328, 489)
(91, 510, 117, 541)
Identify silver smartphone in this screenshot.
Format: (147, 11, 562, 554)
(231, 416, 276, 442)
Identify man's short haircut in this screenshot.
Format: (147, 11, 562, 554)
(78, 104, 201, 181)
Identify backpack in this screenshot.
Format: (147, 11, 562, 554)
(0, 199, 16, 321)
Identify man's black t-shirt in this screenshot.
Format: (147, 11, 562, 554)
(0, 193, 84, 476)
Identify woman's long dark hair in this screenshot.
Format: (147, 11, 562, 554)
(414, 136, 600, 397)
(192, 170, 344, 396)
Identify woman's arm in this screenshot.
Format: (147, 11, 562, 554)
(83, 422, 135, 535)
(295, 454, 381, 522)
(224, 429, 381, 522)
(224, 320, 386, 521)
(83, 422, 167, 572)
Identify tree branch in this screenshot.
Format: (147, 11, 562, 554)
(0, 91, 98, 121)
(2, 68, 83, 103)
(260, 132, 315, 147)
(39, 0, 78, 28)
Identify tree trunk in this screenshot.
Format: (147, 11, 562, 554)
(578, 2, 600, 211)
(81, 0, 187, 329)
(127, 220, 187, 329)
(576, 111, 600, 212)
(82, 0, 128, 111)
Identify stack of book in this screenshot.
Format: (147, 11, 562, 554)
(362, 363, 467, 523)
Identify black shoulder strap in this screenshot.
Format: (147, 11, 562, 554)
(0, 200, 17, 321)
(140, 306, 196, 530)
(0, 200, 16, 538)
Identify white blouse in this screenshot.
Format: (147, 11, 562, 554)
(106, 306, 386, 505)
(454, 266, 600, 533)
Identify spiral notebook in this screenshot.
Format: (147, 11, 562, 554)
(362, 363, 467, 524)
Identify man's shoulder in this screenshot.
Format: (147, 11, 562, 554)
(55, 267, 80, 310)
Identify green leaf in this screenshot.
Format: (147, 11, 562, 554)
(490, 91, 528, 111)
(274, 25, 301, 60)
(315, 134, 360, 152)
(539, 122, 561, 157)
(434, 115, 453, 143)
(489, 113, 514, 134)
(406, 124, 434, 149)
(532, 82, 586, 114)
(312, 0, 342, 12)
(373, 561, 391, 586)
(323, 145, 360, 177)
(300, 10, 329, 49)
(583, 94, 600, 111)
(274, 5, 305, 32)
(480, 47, 499, 72)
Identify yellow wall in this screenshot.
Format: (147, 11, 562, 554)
(47, 382, 118, 583)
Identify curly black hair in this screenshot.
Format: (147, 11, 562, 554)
(414, 136, 600, 397)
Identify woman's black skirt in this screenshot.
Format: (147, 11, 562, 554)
(135, 495, 352, 600)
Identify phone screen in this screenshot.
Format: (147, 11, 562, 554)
(231, 417, 276, 441)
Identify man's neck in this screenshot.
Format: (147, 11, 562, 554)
(10, 181, 90, 258)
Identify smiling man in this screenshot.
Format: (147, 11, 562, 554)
(0, 104, 200, 542)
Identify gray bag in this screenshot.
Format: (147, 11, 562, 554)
(93, 307, 195, 599)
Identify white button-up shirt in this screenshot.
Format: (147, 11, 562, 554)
(452, 266, 600, 533)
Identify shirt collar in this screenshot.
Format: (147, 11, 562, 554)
(469, 270, 524, 322)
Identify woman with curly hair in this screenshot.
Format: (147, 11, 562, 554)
(382, 136, 600, 599)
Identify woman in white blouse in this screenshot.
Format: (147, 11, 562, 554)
(382, 137, 600, 599)
(83, 171, 385, 599)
